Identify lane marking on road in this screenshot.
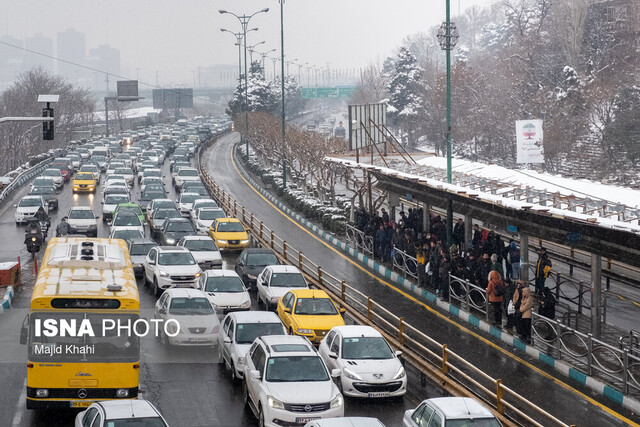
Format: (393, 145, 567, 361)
(218, 142, 639, 426)
(12, 377, 27, 426)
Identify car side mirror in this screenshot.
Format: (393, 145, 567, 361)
(339, 307, 346, 314)
(283, 307, 291, 314)
(249, 370, 261, 381)
(395, 350, 403, 358)
(223, 336, 232, 344)
(331, 369, 341, 378)
(20, 315, 29, 345)
(328, 351, 338, 360)
(159, 308, 166, 315)
(13, 204, 17, 208)
(95, 216, 100, 220)
(147, 258, 156, 265)
(100, 202, 104, 204)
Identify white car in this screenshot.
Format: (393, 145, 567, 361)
(174, 166, 200, 188)
(109, 227, 144, 243)
(140, 176, 165, 193)
(304, 418, 386, 427)
(403, 397, 502, 427)
(176, 235, 222, 269)
(176, 192, 201, 216)
(256, 265, 309, 310)
(14, 195, 47, 224)
(144, 246, 202, 296)
(111, 211, 144, 237)
(218, 311, 286, 380)
(154, 288, 220, 346)
(41, 168, 64, 189)
(113, 167, 135, 186)
(74, 400, 168, 427)
(318, 325, 406, 398)
(67, 206, 98, 236)
(243, 335, 344, 427)
(199, 269, 250, 313)
(104, 176, 128, 190)
(147, 198, 176, 220)
(102, 193, 130, 222)
(192, 207, 226, 234)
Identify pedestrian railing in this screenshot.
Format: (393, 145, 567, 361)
(620, 330, 640, 358)
(392, 248, 418, 280)
(532, 313, 640, 395)
(448, 274, 490, 323)
(197, 141, 575, 427)
(345, 223, 373, 258)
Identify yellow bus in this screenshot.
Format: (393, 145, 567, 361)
(21, 237, 140, 409)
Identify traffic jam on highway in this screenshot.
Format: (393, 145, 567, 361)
(15, 118, 504, 427)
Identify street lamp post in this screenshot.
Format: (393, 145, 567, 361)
(219, 8, 269, 160)
(258, 49, 277, 78)
(279, 0, 287, 190)
(221, 28, 253, 90)
(247, 41, 265, 64)
(437, 0, 459, 249)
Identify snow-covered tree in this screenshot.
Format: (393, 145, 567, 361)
(387, 47, 428, 146)
(227, 61, 277, 117)
(272, 75, 306, 118)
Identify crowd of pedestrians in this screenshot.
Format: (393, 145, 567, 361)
(354, 207, 557, 344)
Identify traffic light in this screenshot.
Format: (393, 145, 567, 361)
(42, 107, 54, 140)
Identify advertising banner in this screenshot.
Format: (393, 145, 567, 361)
(516, 120, 544, 164)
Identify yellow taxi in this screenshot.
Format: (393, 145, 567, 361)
(276, 289, 346, 345)
(208, 218, 250, 251)
(72, 171, 97, 193)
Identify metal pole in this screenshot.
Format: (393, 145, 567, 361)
(237, 40, 242, 88)
(105, 98, 109, 137)
(445, 0, 453, 249)
(591, 253, 602, 339)
(243, 22, 249, 160)
(280, 0, 287, 190)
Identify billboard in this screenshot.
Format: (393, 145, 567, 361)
(152, 88, 194, 109)
(515, 120, 544, 163)
(348, 103, 387, 150)
(117, 80, 138, 97)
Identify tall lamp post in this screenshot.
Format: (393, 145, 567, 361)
(247, 41, 266, 64)
(257, 49, 277, 78)
(437, 1, 459, 248)
(279, 0, 287, 190)
(219, 8, 269, 160)
(221, 28, 255, 90)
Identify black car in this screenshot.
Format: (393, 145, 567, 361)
(158, 217, 196, 246)
(127, 238, 158, 277)
(235, 248, 280, 290)
(140, 189, 167, 211)
(29, 186, 58, 210)
(150, 207, 183, 236)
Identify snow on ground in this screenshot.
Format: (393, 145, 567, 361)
(416, 156, 640, 208)
(93, 107, 160, 121)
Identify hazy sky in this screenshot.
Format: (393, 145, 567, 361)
(3, 0, 497, 86)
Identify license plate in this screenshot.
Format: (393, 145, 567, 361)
(367, 392, 390, 398)
(188, 338, 206, 342)
(296, 417, 319, 423)
(70, 401, 93, 408)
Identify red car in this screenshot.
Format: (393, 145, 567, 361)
(50, 163, 71, 181)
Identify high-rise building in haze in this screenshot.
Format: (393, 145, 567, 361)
(24, 34, 54, 73)
(87, 44, 121, 92)
(56, 29, 85, 82)
(0, 36, 24, 91)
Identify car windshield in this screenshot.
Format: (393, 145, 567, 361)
(75, 173, 94, 181)
(130, 243, 157, 256)
(246, 253, 277, 266)
(105, 195, 129, 205)
(167, 221, 194, 232)
(294, 298, 338, 315)
(169, 297, 213, 315)
(115, 168, 131, 174)
(80, 167, 98, 173)
(195, 201, 217, 209)
(34, 178, 52, 185)
(145, 170, 161, 177)
(204, 276, 244, 293)
(158, 252, 195, 266)
(69, 209, 94, 219)
(117, 206, 142, 217)
(31, 187, 55, 195)
(180, 194, 199, 204)
(216, 222, 243, 233)
(179, 169, 198, 176)
(184, 183, 205, 191)
(19, 198, 43, 207)
(92, 155, 106, 162)
(114, 215, 141, 227)
(152, 201, 174, 210)
(199, 210, 224, 220)
(143, 191, 165, 200)
(270, 273, 306, 288)
(43, 170, 60, 176)
(265, 356, 329, 382)
(184, 239, 217, 251)
(341, 337, 394, 360)
(446, 419, 502, 427)
(235, 323, 284, 344)
(154, 209, 181, 220)
(113, 230, 143, 240)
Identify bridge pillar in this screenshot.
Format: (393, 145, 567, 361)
(464, 215, 472, 254)
(423, 203, 431, 235)
(388, 192, 400, 224)
(591, 253, 602, 339)
(520, 232, 529, 283)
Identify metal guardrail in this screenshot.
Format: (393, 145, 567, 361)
(0, 157, 54, 206)
(196, 141, 574, 427)
(448, 273, 490, 323)
(532, 313, 640, 395)
(344, 223, 373, 258)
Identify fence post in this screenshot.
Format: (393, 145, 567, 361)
(623, 349, 629, 394)
(283, 241, 287, 260)
(298, 252, 303, 271)
(233, 200, 237, 216)
(260, 222, 264, 239)
(222, 190, 226, 206)
(442, 344, 449, 374)
(399, 318, 405, 346)
(496, 379, 504, 414)
(242, 206, 246, 223)
(587, 333, 593, 375)
(578, 281, 584, 315)
(341, 281, 346, 302)
(270, 231, 274, 249)
(250, 213, 254, 231)
(317, 266, 323, 285)
(367, 297, 373, 322)
(554, 320, 562, 359)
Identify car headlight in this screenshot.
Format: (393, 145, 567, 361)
(165, 238, 175, 244)
(240, 299, 251, 308)
(158, 270, 170, 278)
(330, 394, 343, 408)
(166, 322, 179, 334)
(88, 224, 97, 230)
(195, 272, 201, 278)
(247, 274, 257, 280)
(343, 368, 363, 381)
(217, 239, 227, 244)
(240, 239, 249, 244)
(393, 366, 406, 380)
(35, 389, 49, 397)
(116, 388, 129, 397)
(267, 395, 284, 409)
(297, 328, 312, 335)
(270, 296, 280, 303)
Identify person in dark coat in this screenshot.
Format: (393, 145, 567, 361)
(538, 287, 556, 319)
(453, 218, 465, 251)
(535, 248, 552, 295)
(472, 224, 482, 250)
(374, 224, 386, 259)
(476, 252, 492, 289)
(383, 222, 394, 262)
(437, 250, 451, 298)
